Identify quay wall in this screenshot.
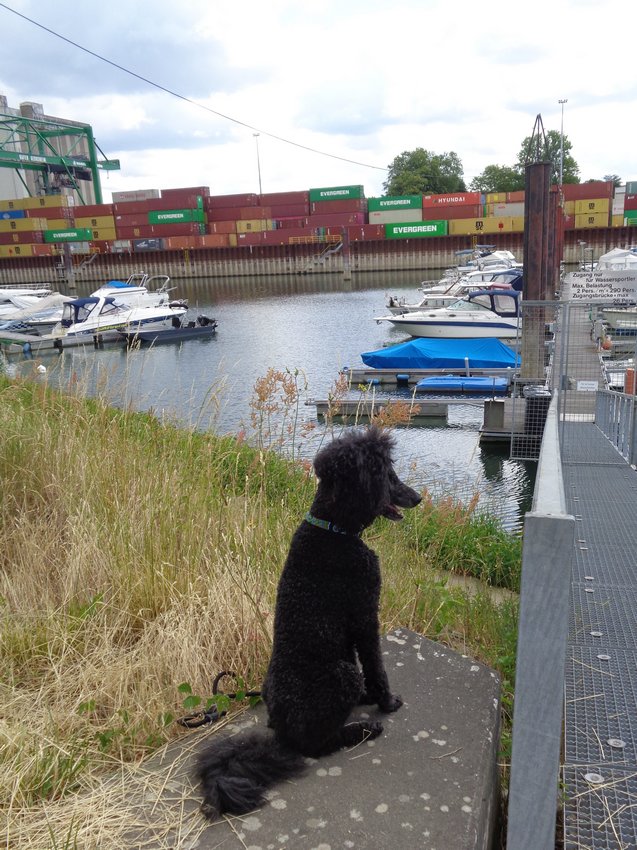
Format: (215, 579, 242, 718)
(0, 228, 632, 288)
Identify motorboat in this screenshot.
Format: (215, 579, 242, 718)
(360, 337, 520, 370)
(119, 314, 218, 345)
(376, 289, 521, 339)
(90, 272, 186, 308)
(386, 268, 523, 315)
(0, 286, 54, 320)
(50, 294, 188, 342)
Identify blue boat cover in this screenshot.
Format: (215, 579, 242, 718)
(416, 375, 509, 394)
(361, 337, 520, 369)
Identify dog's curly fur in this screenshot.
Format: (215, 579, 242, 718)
(196, 426, 421, 820)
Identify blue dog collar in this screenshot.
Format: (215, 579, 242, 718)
(304, 512, 350, 536)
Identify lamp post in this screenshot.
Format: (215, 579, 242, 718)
(558, 99, 568, 185)
(253, 133, 262, 196)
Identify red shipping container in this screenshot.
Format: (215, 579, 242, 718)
(25, 207, 74, 220)
(422, 192, 482, 208)
(275, 217, 309, 229)
(206, 220, 237, 234)
(309, 212, 366, 227)
(163, 236, 200, 249)
(259, 190, 309, 205)
(30, 243, 55, 256)
(268, 226, 316, 241)
(507, 191, 525, 203)
(563, 215, 575, 230)
(237, 206, 272, 220)
(206, 206, 242, 222)
(346, 224, 385, 241)
(234, 232, 266, 246)
(561, 181, 613, 201)
(116, 223, 202, 239)
(260, 230, 297, 245)
(161, 185, 210, 198)
(310, 199, 367, 215)
(422, 204, 482, 220)
(199, 233, 230, 248)
(73, 203, 114, 217)
(115, 213, 152, 228)
(0, 231, 44, 244)
(90, 241, 111, 254)
(206, 193, 259, 209)
(271, 203, 310, 217)
(624, 194, 637, 211)
(113, 197, 202, 214)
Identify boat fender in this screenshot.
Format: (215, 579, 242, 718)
(396, 373, 410, 385)
(368, 378, 381, 386)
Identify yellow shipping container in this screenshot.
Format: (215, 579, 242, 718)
(90, 228, 118, 241)
(574, 198, 610, 215)
(47, 218, 74, 229)
(574, 212, 609, 228)
(75, 216, 116, 229)
(228, 233, 238, 247)
(448, 217, 513, 236)
(235, 219, 274, 233)
(563, 200, 576, 215)
(612, 214, 625, 227)
(510, 216, 525, 232)
(0, 244, 34, 258)
(0, 217, 47, 232)
(0, 195, 73, 211)
(485, 192, 507, 204)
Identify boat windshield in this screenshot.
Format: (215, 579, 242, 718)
(447, 298, 490, 312)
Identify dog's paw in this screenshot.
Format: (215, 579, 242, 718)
(378, 693, 403, 713)
(365, 720, 384, 740)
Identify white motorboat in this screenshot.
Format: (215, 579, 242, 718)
(376, 289, 521, 339)
(90, 272, 185, 308)
(386, 268, 523, 315)
(50, 294, 188, 342)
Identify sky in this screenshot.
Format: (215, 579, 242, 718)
(0, 0, 634, 203)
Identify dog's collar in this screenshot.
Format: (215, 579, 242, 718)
(304, 512, 354, 536)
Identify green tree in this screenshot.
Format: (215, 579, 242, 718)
(603, 174, 622, 188)
(383, 148, 466, 195)
(516, 129, 579, 184)
(469, 165, 525, 193)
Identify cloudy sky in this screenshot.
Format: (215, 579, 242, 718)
(0, 0, 634, 203)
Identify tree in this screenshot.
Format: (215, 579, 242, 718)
(383, 148, 466, 195)
(469, 165, 525, 193)
(603, 174, 622, 188)
(516, 129, 579, 184)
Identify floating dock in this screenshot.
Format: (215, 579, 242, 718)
(344, 365, 518, 388)
(0, 328, 122, 354)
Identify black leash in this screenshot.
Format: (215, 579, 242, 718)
(177, 671, 262, 729)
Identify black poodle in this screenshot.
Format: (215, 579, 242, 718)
(196, 425, 421, 820)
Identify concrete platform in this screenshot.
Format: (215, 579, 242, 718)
(123, 629, 501, 849)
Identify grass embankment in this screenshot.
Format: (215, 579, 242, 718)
(0, 375, 521, 847)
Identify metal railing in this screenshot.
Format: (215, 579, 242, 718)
(595, 388, 637, 463)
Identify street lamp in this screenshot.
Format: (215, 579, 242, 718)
(253, 133, 262, 196)
(558, 99, 568, 185)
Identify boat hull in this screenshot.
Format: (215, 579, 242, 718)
(386, 317, 520, 339)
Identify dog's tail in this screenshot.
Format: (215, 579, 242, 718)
(196, 730, 306, 821)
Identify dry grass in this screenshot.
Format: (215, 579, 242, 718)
(0, 373, 520, 847)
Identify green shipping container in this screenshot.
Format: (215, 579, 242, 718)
(623, 209, 637, 220)
(309, 185, 365, 202)
(43, 228, 94, 243)
(148, 209, 205, 224)
(625, 181, 637, 195)
(368, 195, 421, 212)
(385, 221, 447, 239)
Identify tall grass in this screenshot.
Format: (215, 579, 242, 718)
(0, 372, 520, 847)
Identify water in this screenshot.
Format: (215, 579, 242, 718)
(9, 270, 535, 530)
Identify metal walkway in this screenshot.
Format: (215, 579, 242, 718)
(562, 421, 637, 848)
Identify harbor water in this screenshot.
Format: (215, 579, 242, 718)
(7, 270, 535, 530)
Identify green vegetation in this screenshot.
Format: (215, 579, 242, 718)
(0, 373, 520, 847)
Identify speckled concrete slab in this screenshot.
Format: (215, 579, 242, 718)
(128, 628, 501, 849)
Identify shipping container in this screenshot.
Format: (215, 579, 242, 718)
(30, 244, 55, 256)
(163, 236, 200, 250)
(369, 209, 423, 224)
(573, 198, 610, 215)
(269, 202, 310, 218)
(612, 215, 625, 227)
(117, 222, 205, 239)
(624, 194, 637, 211)
(310, 199, 367, 215)
(236, 219, 275, 233)
(507, 191, 525, 203)
(346, 224, 386, 241)
(563, 201, 576, 215)
(111, 189, 160, 203)
(275, 217, 308, 230)
(367, 195, 422, 212)
(47, 219, 76, 229)
(422, 192, 482, 208)
(561, 181, 613, 201)
(485, 202, 525, 217)
(73, 203, 114, 217)
(43, 228, 94, 243)
(485, 192, 507, 204)
(385, 221, 447, 238)
(148, 209, 205, 224)
(0, 209, 26, 220)
(624, 210, 637, 224)
(0, 230, 44, 244)
(90, 228, 118, 241)
(612, 198, 625, 215)
(574, 212, 610, 228)
(113, 196, 203, 214)
(0, 244, 36, 258)
(307, 212, 365, 227)
(199, 233, 230, 248)
(75, 215, 117, 229)
(625, 181, 637, 195)
(236, 206, 272, 220)
(309, 185, 365, 202)
(448, 218, 514, 236)
(133, 238, 165, 251)
(510, 217, 525, 232)
(422, 204, 482, 221)
(24, 206, 74, 220)
(0, 217, 47, 232)
(206, 220, 237, 234)
(112, 239, 133, 253)
(161, 185, 210, 198)
(206, 193, 259, 209)
(259, 190, 309, 206)
(115, 213, 152, 228)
